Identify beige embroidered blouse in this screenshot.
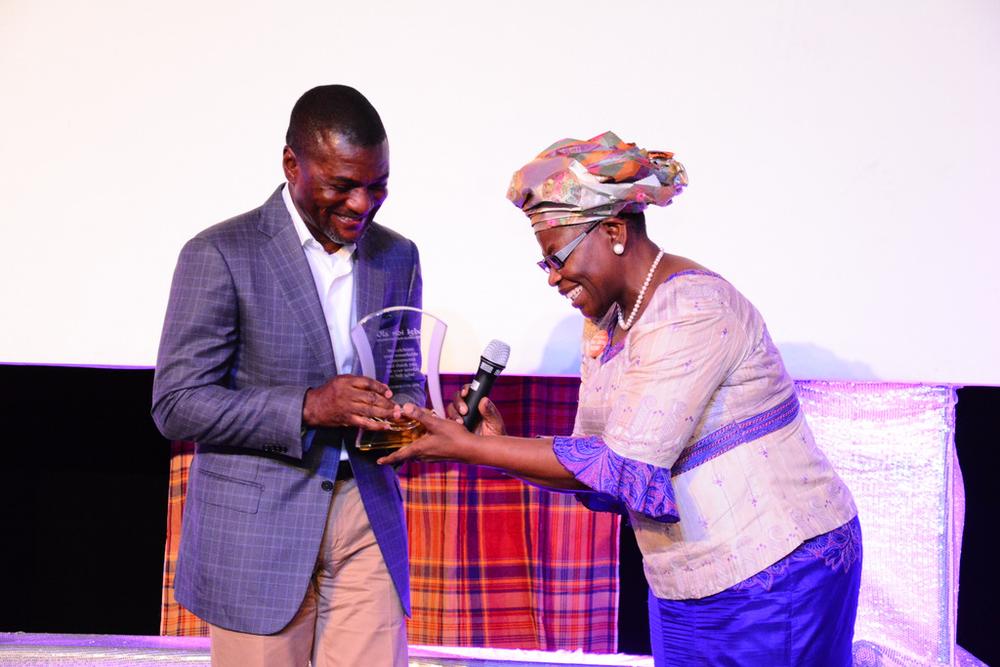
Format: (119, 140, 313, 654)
(553, 271, 857, 599)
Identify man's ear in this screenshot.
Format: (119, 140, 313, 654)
(282, 146, 299, 184)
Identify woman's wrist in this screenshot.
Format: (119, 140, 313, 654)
(462, 431, 493, 466)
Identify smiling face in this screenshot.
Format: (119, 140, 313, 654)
(283, 130, 389, 249)
(535, 221, 623, 320)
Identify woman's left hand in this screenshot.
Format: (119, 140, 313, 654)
(376, 403, 479, 466)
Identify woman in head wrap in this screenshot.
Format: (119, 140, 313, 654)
(380, 132, 862, 666)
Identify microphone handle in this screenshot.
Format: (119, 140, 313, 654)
(462, 358, 504, 431)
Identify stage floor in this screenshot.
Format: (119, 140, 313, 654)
(1, 633, 988, 666)
(0, 633, 653, 667)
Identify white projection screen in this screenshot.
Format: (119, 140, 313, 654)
(1, 1, 997, 384)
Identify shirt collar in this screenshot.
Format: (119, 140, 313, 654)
(282, 183, 357, 257)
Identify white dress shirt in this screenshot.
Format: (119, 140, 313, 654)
(283, 184, 356, 459)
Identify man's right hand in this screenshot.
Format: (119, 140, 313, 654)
(302, 375, 401, 430)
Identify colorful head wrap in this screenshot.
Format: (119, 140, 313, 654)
(507, 131, 688, 231)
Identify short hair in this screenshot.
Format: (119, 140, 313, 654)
(285, 85, 386, 155)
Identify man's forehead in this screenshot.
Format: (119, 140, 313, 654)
(313, 128, 388, 152)
(313, 128, 352, 150)
(308, 131, 390, 175)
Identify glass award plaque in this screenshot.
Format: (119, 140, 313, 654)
(350, 306, 447, 451)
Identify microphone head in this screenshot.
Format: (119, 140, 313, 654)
(482, 339, 511, 368)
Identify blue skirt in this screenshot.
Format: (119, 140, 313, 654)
(648, 517, 863, 667)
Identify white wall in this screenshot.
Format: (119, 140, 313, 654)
(1, 0, 997, 383)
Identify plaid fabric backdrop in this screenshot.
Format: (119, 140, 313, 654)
(160, 374, 621, 653)
(161, 439, 201, 637)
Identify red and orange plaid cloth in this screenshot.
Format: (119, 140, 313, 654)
(161, 375, 621, 652)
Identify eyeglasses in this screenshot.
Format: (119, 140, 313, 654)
(536, 220, 602, 273)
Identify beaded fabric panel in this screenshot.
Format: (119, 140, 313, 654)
(797, 382, 971, 666)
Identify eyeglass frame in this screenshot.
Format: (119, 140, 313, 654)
(536, 219, 604, 273)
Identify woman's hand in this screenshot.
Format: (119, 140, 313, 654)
(378, 404, 588, 492)
(376, 403, 480, 466)
(447, 385, 507, 437)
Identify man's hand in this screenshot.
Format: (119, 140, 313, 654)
(302, 375, 401, 430)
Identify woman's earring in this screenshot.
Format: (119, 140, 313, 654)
(612, 243, 625, 256)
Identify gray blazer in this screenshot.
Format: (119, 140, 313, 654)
(152, 186, 421, 634)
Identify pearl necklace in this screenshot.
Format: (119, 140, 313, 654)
(618, 249, 664, 331)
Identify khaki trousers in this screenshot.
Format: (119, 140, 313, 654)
(209, 479, 407, 667)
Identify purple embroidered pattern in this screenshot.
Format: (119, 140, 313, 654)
(672, 393, 800, 477)
(730, 517, 862, 593)
(553, 435, 680, 523)
(599, 335, 624, 364)
(663, 268, 723, 282)
(574, 491, 628, 516)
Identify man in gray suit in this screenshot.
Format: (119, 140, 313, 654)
(152, 85, 421, 666)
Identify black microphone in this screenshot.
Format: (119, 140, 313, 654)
(462, 339, 511, 432)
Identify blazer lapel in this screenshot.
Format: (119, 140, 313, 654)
(259, 188, 338, 378)
(353, 234, 387, 373)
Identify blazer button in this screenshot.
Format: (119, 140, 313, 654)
(321, 480, 334, 492)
